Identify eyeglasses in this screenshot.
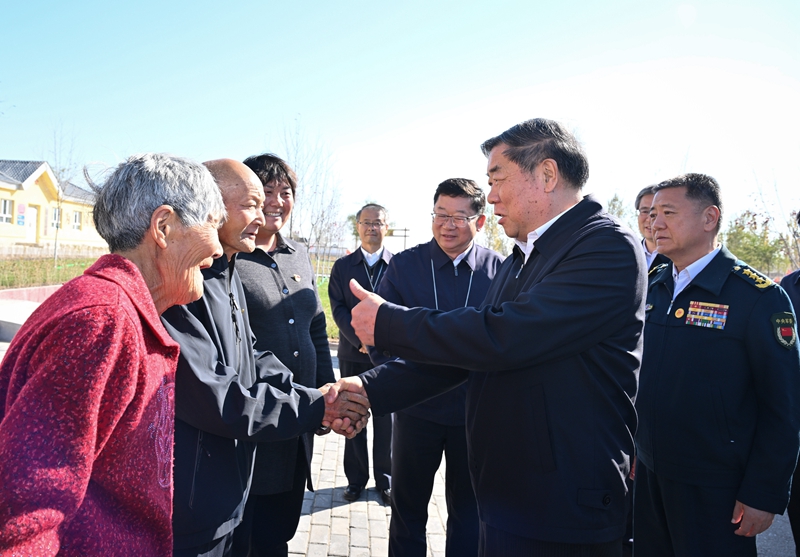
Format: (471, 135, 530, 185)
(431, 213, 479, 228)
(358, 221, 386, 229)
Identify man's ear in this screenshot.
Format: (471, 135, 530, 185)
(703, 205, 721, 233)
(540, 159, 558, 193)
(149, 205, 177, 249)
(475, 214, 487, 231)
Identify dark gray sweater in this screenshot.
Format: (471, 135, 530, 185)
(237, 234, 335, 494)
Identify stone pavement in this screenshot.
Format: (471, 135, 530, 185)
(289, 351, 449, 557)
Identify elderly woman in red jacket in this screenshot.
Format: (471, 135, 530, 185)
(0, 153, 225, 557)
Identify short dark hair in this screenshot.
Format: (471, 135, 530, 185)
(243, 153, 297, 195)
(653, 173, 723, 233)
(635, 185, 658, 211)
(433, 178, 486, 214)
(356, 203, 387, 222)
(480, 118, 589, 189)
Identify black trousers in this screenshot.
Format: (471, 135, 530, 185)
(231, 442, 307, 557)
(341, 359, 392, 490)
(174, 533, 234, 557)
(633, 462, 756, 557)
(479, 522, 623, 557)
(390, 411, 479, 557)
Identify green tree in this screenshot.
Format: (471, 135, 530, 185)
(777, 210, 800, 271)
(722, 210, 788, 276)
(346, 214, 358, 244)
(606, 193, 636, 230)
(482, 205, 512, 256)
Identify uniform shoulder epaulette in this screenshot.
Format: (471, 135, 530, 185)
(731, 264, 774, 290)
(649, 263, 668, 276)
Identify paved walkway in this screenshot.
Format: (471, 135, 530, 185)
(289, 353, 449, 557)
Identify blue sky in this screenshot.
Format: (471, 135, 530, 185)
(1, 0, 798, 247)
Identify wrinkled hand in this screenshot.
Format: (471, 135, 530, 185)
(318, 381, 370, 439)
(358, 345, 368, 354)
(732, 500, 774, 536)
(323, 377, 371, 436)
(349, 279, 386, 347)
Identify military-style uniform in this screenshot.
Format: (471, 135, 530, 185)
(634, 246, 800, 557)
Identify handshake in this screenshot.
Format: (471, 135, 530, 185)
(317, 377, 370, 439)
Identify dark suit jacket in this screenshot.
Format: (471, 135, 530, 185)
(361, 195, 645, 544)
(371, 239, 503, 426)
(329, 247, 392, 364)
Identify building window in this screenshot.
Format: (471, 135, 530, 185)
(0, 199, 12, 224)
(51, 207, 62, 229)
(73, 211, 82, 230)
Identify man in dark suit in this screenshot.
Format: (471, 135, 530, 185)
(328, 203, 393, 503)
(333, 118, 646, 555)
(371, 179, 503, 557)
(634, 174, 800, 556)
(635, 185, 670, 270)
(163, 159, 369, 557)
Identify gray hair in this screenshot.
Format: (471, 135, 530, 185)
(88, 153, 226, 252)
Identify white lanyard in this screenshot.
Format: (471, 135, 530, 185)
(431, 259, 473, 310)
(362, 260, 384, 292)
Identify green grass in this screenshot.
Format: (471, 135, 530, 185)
(0, 257, 98, 289)
(0, 255, 343, 340)
(316, 275, 339, 341)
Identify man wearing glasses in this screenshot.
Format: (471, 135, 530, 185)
(329, 204, 394, 504)
(370, 179, 503, 557)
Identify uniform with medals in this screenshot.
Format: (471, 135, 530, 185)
(635, 246, 800, 555)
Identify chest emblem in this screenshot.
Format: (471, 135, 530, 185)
(292, 274, 301, 282)
(685, 301, 729, 329)
(771, 312, 797, 349)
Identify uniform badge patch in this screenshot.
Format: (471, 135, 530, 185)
(685, 301, 729, 329)
(771, 312, 796, 349)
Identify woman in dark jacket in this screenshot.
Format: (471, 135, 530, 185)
(232, 153, 335, 557)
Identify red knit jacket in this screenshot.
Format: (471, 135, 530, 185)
(0, 254, 180, 556)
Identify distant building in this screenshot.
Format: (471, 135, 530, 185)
(0, 160, 107, 256)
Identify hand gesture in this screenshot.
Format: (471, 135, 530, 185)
(318, 381, 370, 439)
(323, 377, 371, 437)
(349, 279, 386, 347)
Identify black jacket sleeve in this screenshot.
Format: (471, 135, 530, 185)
(360, 359, 468, 416)
(374, 230, 644, 372)
(328, 258, 363, 350)
(164, 304, 325, 442)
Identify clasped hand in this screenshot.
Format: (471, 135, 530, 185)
(318, 378, 371, 439)
(318, 377, 371, 439)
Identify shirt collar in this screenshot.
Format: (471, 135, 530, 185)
(431, 239, 476, 271)
(254, 232, 293, 256)
(672, 247, 721, 285)
(452, 241, 474, 267)
(514, 206, 572, 264)
(361, 246, 384, 266)
(642, 238, 659, 269)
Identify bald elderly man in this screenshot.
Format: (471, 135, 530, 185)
(161, 159, 369, 557)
